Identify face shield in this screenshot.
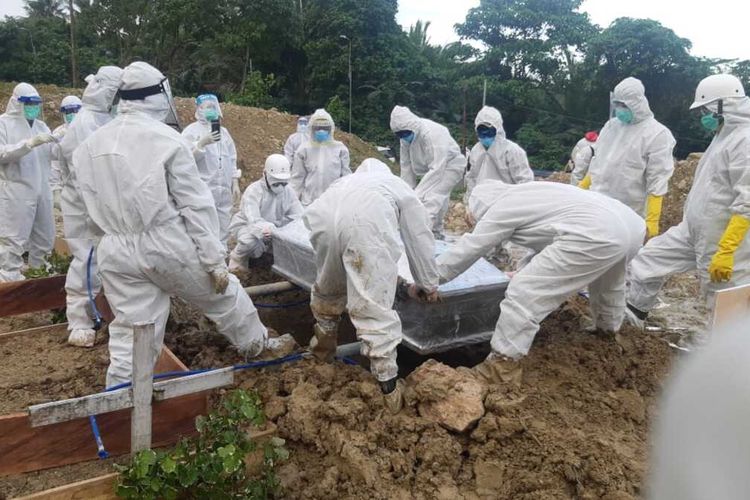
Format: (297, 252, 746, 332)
(297, 117, 309, 134)
(60, 103, 82, 124)
(118, 77, 182, 131)
(196, 94, 221, 123)
(19, 94, 42, 121)
(312, 124, 332, 143)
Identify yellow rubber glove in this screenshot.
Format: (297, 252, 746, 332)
(709, 214, 750, 283)
(578, 174, 592, 190)
(645, 195, 663, 238)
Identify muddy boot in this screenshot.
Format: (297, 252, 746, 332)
(473, 354, 522, 386)
(264, 334, 298, 357)
(309, 322, 338, 363)
(380, 377, 405, 415)
(67, 328, 96, 348)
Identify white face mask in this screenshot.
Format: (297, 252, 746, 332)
(265, 173, 287, 194)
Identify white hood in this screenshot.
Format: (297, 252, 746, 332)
(389, 105, 421, 133)
(308, 108, 336, 140)
(474, 106, 507, 139)
(468, 180, 511, 221)
(356, 158, 392, 176)
(5, 82, 39, 118)
(82, 66, 123, 113)
(612, 77, 654, 124)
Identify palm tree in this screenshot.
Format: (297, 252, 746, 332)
(24, 0, 65, 18)
(407, 20, 431, 50)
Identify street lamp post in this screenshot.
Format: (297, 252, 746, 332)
(19, 27, 37, 82)
(339, 35, 352, 134)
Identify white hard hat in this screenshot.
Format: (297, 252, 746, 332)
(690, 74, 746, 110)
(264, 154, 291, 181)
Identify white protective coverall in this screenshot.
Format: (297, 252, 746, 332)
(303, 158, 439, 381)
(436, 180, 645, 359)
(628, 96, 750, 312)
(181, 101, 241, 246)
(0, 83, 55, 281)
(466, 106, 533, 200)
(649, 316, 750, 500)
(569, 136, 596, 186)
(283, 116, 310, 165)
(71, 62, 267, 387)
(49, 95, 83, 192)
(228, 178, 303, 261)
(588, 77, 676, 217)
(291, 109, 351, 206)
(390, 105, 466, 236)
(57, 67, 122, 343)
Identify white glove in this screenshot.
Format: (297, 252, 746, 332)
(261, 224, 274, 241)
(53, 189, 62, 211)
(53, 128, 67, 141)
(26, 133, 56, 149)
(232, 178, 241, 206)
(209, 267, 230, 294)
(197, 131, 221, 149)
(67, 328, 96, 348)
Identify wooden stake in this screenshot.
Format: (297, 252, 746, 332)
(130, 322, 154, 452)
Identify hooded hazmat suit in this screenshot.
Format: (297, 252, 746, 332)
(56, 67, 122, 343)
(181, 97, 240, 247)
(291, 109, 351, 206)
(466, 106, 533, 199)
(228, 161, 303, 262)
(390, 105, 466, 237)
(71, 62, 267, 387)
(0, 83, 55, 281)
(628, 95, 750, 313)
(569, 135, 596, 186)
(283, 116, 310, 165)
(49, 95, 82, 192)
(303, 158, 440, 381)
(587, 77, 676, 217)
(436, 180, 645, 359)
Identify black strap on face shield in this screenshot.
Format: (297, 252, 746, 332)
(118, 78, 168, 101)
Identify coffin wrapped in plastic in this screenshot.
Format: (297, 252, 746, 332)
(272, 219, 509, 354)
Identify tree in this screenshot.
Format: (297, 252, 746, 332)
(24, 0, 65, 18)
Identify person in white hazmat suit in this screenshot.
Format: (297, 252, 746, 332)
(390, 105, 466, 238)
(49, 95, 82, 201)
(436, 180, 645, 384)
(56, 67, 122, 348)
(569, 130, 598, 186)
(465, 106, 533, 201)
(228, 154, 303, 272)
(626, 74, 750, 327)
(70, 62, 289, 387)
(283, 115, 310, 165)
(304, 158, 440, 413)
(648, 315, 750, 500)
(181, 94, 242, 247)
(579, 77, 676, 239)
(0, 83, 57, 282)
(291, 108, 351, 206)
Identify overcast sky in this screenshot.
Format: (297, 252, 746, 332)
(1, 0, 748, 60)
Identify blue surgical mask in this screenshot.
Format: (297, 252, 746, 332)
(615, 108, 633, 124)
(204, 109, 219, 122)
(480, 137, 495, 149)
(24, 104, 41, 121)
(400, 132, 415, 144)
(701, 113, 720, 132)
(314, 130, 330, 142)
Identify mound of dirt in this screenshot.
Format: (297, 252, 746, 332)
(662, 153, 700, 231)
(236, 297, 672, 500)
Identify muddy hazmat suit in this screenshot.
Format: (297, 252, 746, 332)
(465, 106, 533, 201)
(181, 94, 241, 247)
(569, 132, 597, 186)
(71, 62, 268, 387)
(584, 77, 675, 234)
(304, 158, 439, 383)
(291, 109, 351, 207)
(628, 78, 750, 317)
(649, 317, 750, 500)
(283, 116, 310, 165)
(436, 180, 645, 360)
(228, 154, 302, 268)
(54, 69, 122, 347)
(0, 83, 56, 282)
(390, 105, 466, 238)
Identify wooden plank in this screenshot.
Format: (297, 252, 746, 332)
(130, 323, 154, 452)
(153, 367, 234, 401)
(28, 389, 133, 428)
(710, 283, 750, 330)
(15, 473, 118, 500)
(0, 323, 68, 343)
(0, 275, 67, 317)
(0, 347, 207, 477)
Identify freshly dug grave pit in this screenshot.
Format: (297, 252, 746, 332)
(0, 327, 109, 414)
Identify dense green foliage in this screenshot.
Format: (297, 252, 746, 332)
(116, 390, 287, 500)
(2, 0, 748, 167)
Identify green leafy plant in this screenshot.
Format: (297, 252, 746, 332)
(116, 390, 287, 500)
(22, 251, 73, 279)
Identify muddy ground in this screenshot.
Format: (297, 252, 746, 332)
(0, 327, 108, 414)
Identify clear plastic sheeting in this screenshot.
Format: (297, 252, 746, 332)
(272, 219, 509, 354)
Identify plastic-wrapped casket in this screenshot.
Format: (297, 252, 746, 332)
(272, 219, 509, 354)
